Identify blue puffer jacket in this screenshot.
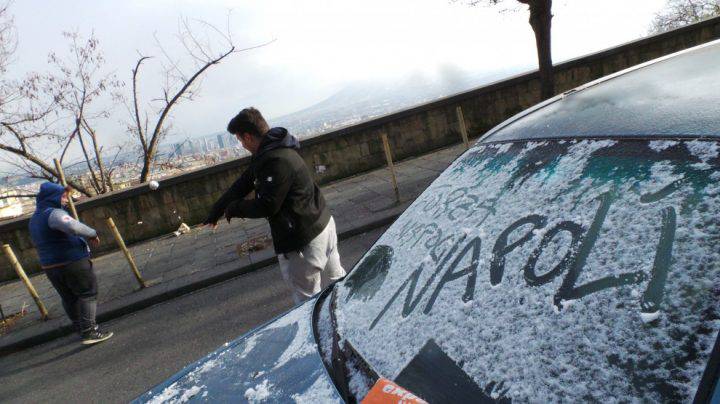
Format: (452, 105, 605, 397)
(29, 182, 90, 266)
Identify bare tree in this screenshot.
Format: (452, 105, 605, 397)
(457, 0, 554, 100)
(0, 9, 131, 197)
(650, 0, 720, 34)
(1, 6, 271, 195)
(128, 18, 271, 183)
(0, 30, 122, 197)
(0, 55, 94, 195)
(42, 31, 123, 194)
(0, 84, 94, 195)
(0, 5, 96, 196)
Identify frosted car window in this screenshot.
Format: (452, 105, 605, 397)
(335, 139, 720, 402)
(486, 43, 720, 141)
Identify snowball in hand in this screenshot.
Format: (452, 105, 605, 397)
(148, 180, 160, 190)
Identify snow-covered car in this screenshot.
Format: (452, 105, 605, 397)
(135, 38, 720, 403)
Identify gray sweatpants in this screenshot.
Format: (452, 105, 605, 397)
(277, 217, 346, 303)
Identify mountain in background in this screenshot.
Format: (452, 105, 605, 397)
(271, 65, 522, 137)
(170, 64, 525, 141)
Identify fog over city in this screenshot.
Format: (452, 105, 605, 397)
(2, 0, 665, 173)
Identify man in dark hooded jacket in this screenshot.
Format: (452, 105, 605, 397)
(28, 182, 113, 344)
(204, 107, 345, 303)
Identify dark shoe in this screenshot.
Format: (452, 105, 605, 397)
(81, 327, 114, 345)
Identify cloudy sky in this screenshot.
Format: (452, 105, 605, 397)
(5, 0, 667, 163)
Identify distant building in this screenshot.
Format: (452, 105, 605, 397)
(174, 143, 183, 157)
(216, 134, 225, 149)
(0, 190, 25, 220)
(224, 133, 238, 149)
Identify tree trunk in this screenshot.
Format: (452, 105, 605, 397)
(90, 134, 109, 193)
(82, 119, 112, 193)
(527, 0, 554, 100)
(140, 151, 153, 183)
(76, 126, 102, 194)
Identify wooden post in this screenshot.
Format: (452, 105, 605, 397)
(2, 244, 49, 320)
(455, 106, 470, 150)
(106, 217, 147, 288)
(380, 132, 400, 202)
(53, 158, 79, 220)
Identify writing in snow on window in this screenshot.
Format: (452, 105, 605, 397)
(337, 139, 720, 402)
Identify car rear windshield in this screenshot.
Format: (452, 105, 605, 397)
(486, 42, 720, 142)
(334, 138, 720, 402)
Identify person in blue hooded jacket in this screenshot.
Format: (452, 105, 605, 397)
(29, 182, 113, 345)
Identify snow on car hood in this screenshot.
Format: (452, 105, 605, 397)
(134, 300, 341, 403)
(335, 138, 720, 402)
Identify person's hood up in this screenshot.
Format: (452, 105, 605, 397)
(35, 182, 65, 210)
(256, 127, 300, 157)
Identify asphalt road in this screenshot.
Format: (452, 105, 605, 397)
(0, 225, 387, 404)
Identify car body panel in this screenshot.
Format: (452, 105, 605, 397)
(133, 300, 342, 403)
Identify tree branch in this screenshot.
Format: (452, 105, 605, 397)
(140, 45, 235, 182)
(132, 55, 151, 154)
(81, 117, 111, 192)
(75, 125, 101, 193)
(0, 141, 91, 196)
(0, 193, 36, 200)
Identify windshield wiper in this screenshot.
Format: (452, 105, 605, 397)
(312, 285, 378, 403)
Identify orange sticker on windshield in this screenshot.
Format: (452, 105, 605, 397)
(361, 378, 428, 404)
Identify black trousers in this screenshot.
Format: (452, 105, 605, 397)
(44, 259, 98, 333)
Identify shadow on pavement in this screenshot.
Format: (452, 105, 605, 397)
(0, 343, 90, 377)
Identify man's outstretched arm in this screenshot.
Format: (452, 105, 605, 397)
(204, 167, 255, 225)
(224, 158, 292, 219)
(48, 209, 98, 238)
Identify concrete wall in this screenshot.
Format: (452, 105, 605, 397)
(1, 17, 719, 282)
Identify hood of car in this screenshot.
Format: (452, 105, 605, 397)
(133, 300, 342, 403)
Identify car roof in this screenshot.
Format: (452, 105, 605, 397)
(482, 39, 720, 143)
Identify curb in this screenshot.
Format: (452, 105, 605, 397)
(0, 211, 401, 356)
